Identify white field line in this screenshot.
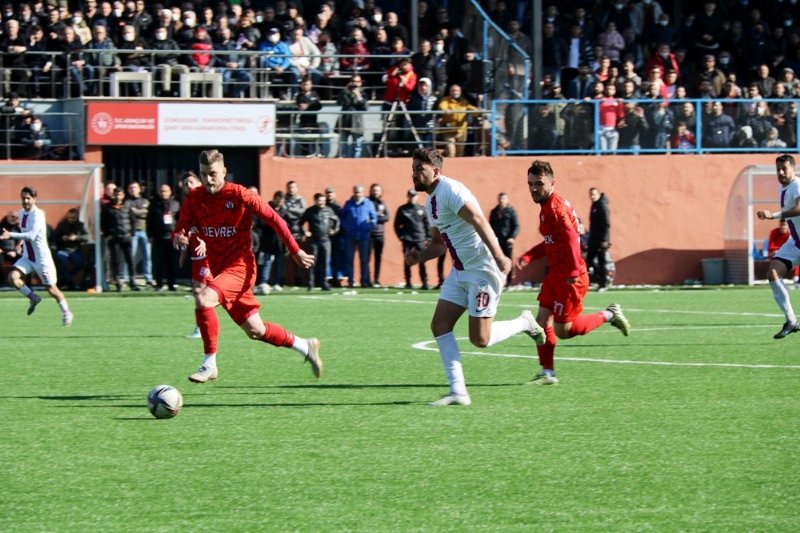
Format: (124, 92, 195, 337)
(410, 339, 800, 370)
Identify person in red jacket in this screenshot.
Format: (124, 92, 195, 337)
(382, 58, 417, 108)
(189, 26, 213, 72)
(173, 149, 322, 384)
(516, 160, 630, 384)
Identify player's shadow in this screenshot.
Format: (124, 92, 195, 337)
(215, 383, 519, 390)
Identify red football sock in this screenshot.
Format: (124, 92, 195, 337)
(195, 307, 219, 355)
(262, 321, 295, 348)
(537, 326, 557, 371)
(567, 311, 607, 338)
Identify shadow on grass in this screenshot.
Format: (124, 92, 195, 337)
(214, 383, 520, 390)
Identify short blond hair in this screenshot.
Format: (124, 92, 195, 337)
(199, 149, 224, 167)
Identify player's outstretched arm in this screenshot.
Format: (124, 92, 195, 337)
(291, 249, 315, 269)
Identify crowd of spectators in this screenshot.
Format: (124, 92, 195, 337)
(0, 0, 796, 153)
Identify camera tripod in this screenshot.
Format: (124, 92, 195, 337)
(375, 100, 425, 157)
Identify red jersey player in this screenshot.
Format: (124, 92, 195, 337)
(173, 149, 321, 383)
(516, 160, 630, 384)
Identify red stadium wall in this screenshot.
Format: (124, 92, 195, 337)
(261, 154, 774, 286)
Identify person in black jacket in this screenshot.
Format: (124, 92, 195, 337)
(489, 192, 519, 287)
(369, 183, 390, 287)
(586, 187, 611, 291)
(335, 74, 367, 158)
(101, 188, 140, 291)
(300, 193, 340, 291)
(147, 183, 180, 291)
(53, 208, 89, 290)
(394, 188, 430, 290)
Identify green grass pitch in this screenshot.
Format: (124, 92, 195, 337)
(1, 287, 799, 531)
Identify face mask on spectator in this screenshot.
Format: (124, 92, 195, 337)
(660, 51, 669, 59)
(434, 43, 444, 53)
(269, 33, 280, 43)
(720, 56, 730, 65)
(183, 18, 195, 27)
(256, 15, 264, 23)
(614, 3, 624, 9)
(73, 16, 82, 24)
(123, 33, 135, 42)
(658, 20, 668, 26)
(374, 14, 383, 23)
(785, 19, 794, 26)
(31, 122, 42, 132)
(113, 8, 122, 17)
(155, 31, 167, 40)
(172, 13, 179, 21)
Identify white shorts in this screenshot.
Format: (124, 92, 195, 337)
(775, 239, 800, 267)
(439, 267, 504, 318)
(13, 256, 57, 287)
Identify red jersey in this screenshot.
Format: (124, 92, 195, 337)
(520, 192, 587, 279)
(175, 182, 299, 275)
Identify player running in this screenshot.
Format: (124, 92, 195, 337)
(756, 154, 800, 339)
(405, 148, 545, 407)
(173, 149, 322, 383)
(0, 187, 73, 326)
(516, 160, 630, 385)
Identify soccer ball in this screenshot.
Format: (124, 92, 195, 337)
(147, 384, 183, 419)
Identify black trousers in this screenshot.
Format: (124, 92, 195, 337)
(370, 234, 385, 284)
(402, 241, 428, 286)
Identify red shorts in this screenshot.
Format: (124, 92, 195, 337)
(537, 271, 589, 323)
(207, 263, 260, 325)
(191, 256, 213, 286)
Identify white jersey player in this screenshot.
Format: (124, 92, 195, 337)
(405, 148, 544, 406)
(756, 154, 800, 339)
(0, 187, 73, 326)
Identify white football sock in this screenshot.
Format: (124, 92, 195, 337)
(58, 299, 70, 313)
(203, 354, 217, 368)
(770, 279, 797, 323)
(435, 331, 467, 396)
(292, 336, 309, 357)
(486, 315, 528, 347)
(603, 310, 613, 321)
(19, 285, 32, 298)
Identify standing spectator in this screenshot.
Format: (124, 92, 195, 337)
(406, 77, 438, 147)
(754, 64, 776, 101)
(340, 184, 376, 288)
(566, 63, 595, 100)
(102, 187, 139, 292)
(300, 192, 339, 291)
(541, 22, 566, 84)
(437, 83, 481, 157)
(125, 181, 153, 288)
(779, 67, 800, 96)
(618, 101, 649, 153)
(368, 183, 389, 287)
(324, 187, 346, 287)
(283, 180, 306, 285)
(586, 188, 611, 291)
(598, 21, 625, 64)
(693, 1, 724, 57)
(382, 57, 417, 108)
(489, 192, 519, 288)
(384, 11, 408, 45)
(336, 74, 367, 158)
(147, 183, 180, 291)
(694, 54, 726, 97)
(598, 82, 624, 153)
(53, 208, 89, 291)
(394, 188, 429, 290)
(293, 77, 327, 156)
(644, 43, 679, 83)
(0, 19, 31, 97)
(410, 38, 435, 86)
(703, 101, 736, 148)
(257, 190, 288, 293)
(643, 96, 674, 150)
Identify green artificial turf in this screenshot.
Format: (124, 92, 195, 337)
(1, 287, 798, 531)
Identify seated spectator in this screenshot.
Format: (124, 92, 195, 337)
(1, 92, 31, 155)
(53, 208, 89, 290)
(44, 25, 90, 97)
(258, 27, 296, 99)
(17, 115, 54, 159)
(339, 27, 371, 73)
(149, 25, 188, 97)
(288, 25, 322, 87)
(85, 24, 121, 97)
(776, 101, 797, 148)
(188, 26, 214, 72)
(117, 24, 150, 74)
(234, 14, 261, 53)
(779, 67, 800, 96)
(0, 19, 32, 97)
(436, 83, 481, 157)
(214, 27, 251, 98)
(389, 36, 410, 66)
(369, 26, 393, 74)
(26, 26, 49, 98)
(316, 31, 339, 75)
(71, 8, 93, 44)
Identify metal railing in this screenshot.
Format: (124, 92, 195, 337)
(0, 110, 81, 160)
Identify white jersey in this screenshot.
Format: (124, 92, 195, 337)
(781, 177, 800, 246)
(9, 205, 54, 265)
(426, 176, 499, 274)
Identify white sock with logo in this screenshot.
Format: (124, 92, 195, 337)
(770, 279, 797, 323)
(486, 315, 528, 347)
(203, 354, 217, 368)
